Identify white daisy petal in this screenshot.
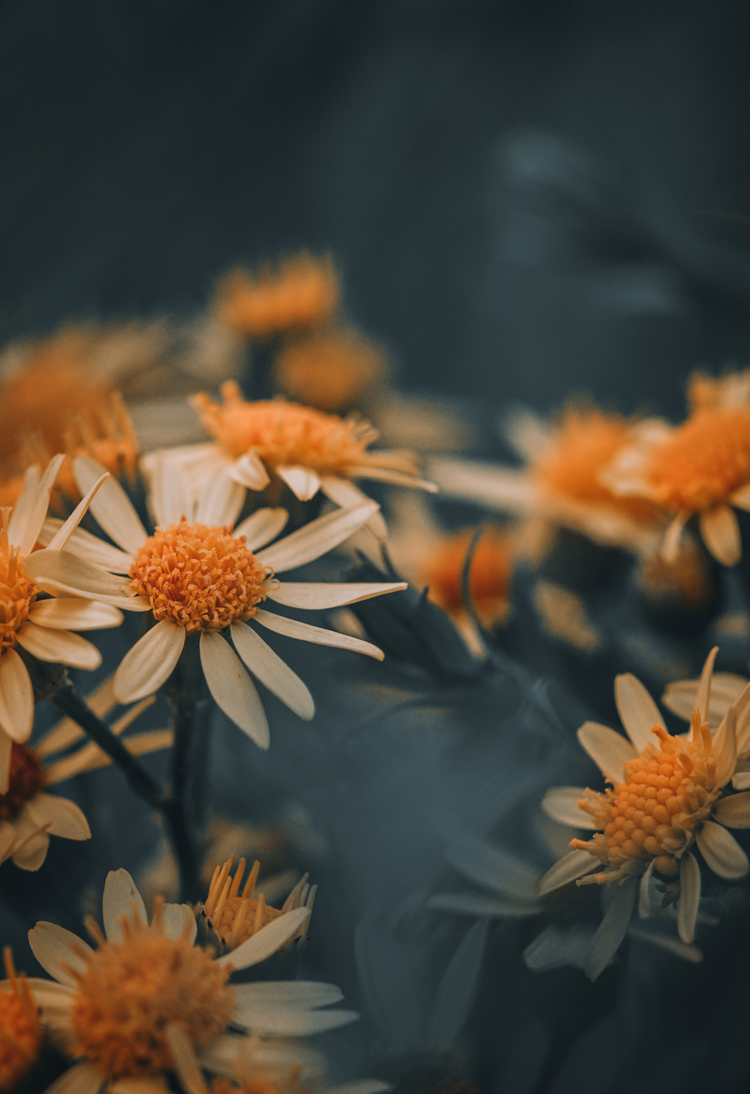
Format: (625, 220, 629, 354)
(267, 581, 406, 610)
(103, 869, 148, 943)
(16, 622, 102, 670)
(12, 824, 51, 871)
(164, 1023, 207, 1094)
(541, 786, 598, 830)
(699, 504, 741, 567)
(577, 722, 638, 783)
(233, 508, 289, 551)
(6, 466, 41, 551)
(196, 469, 245, 527)
(0, 649, 34, 743)
(215, 906, 310, 969)
(538, 849, 597, 896)
(232, 981, 343, 1009)
(45, 473, 112, 551)
(147, 452, 195, 528)
(24, 549, 148, 608)
(199, 631, 269, 749)
(113, 622, 185, 703)
(732, 771, 750, 790)
(10, 454, 65, 555)
(254, 609, 383, 660)
(28, 598, 123, 631)
(696, 646, 719, 723)
(614, 674, 665, 751)
(320, 475, 388, 539)
(28, 922, 94, 987)
(26, 793, 91, 840)
(74, 455, 148, 554)
(638, 860, 657, 919)
(230, 622, 315, 720)
(713, 705, 738, 787)
(677, 852, 701, 944)
(44, 1062, 103, 1094)
(256, 502, 379, 573)
(276, 465, 322, 501)
(233, 1006, 358, 1037)
(714, 791, 750, 828)
(583, 875, 638, 981)
(39, 520, 133, 573)
(696, 820, 750, 879)
(427, 457, 536, 511)
(349, 465, 437, 492)
(161, 904, 198, 944)
(229, 452, 270, 491)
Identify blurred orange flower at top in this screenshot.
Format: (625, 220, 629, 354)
(273, 327, 389, 414)
(214, 254, 340, 340)
(422, 527, 514, 626)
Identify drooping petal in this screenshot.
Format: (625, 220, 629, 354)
(0, 649, 34, 742)
(541, 786, 597, 830)
(161, 904, 198, 944)
(583, 875, 638, 981)
(577, 721, 637, 783)
(28, 922, 94, 987)
(230, 622, 314, 720)
(24, 549, 149, 609)
(696, 820, 750, 879)
(614, 674, 665, 752)
(196, 469, 245, 527)
(254, 609, 383, 660)
(538, 849, 597, 895)
(677, 852, 701, 944)
(102, 869, 148, 943)
(28, 598, 123, 631)
(199, 631, 269, 748)
(714, 791, 750, 828)
(276, 465, 321, 501)
(699, 504, 742, 567)
(16, 622, 102, 670)
(233, 508, 289, 551)
(320, 475, 388, 539)
(229, 451, 270, 491)
(74, 455, 148, 554)
(113, 622, 186, 703)
(215, 906, 310, 969)
(39, 520, 133, 573)
(267, 581, 406, 610)
(25, 793, 91, 840)
(9, 454, 65, 555)
(256, 502, 380, 573)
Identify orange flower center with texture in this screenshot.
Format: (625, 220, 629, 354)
(214, 255, 339, 339)
(571, 722, 720, 878)
(70, 916, 234, 1079)
(211, 892, 283, 950)
(0, 517, 36, 657)
(130, 521, 270, 634)
(0, 950, 41, 1092)
(423, 530, 512, 618)
(0, 745, 46, 823)
(647, 407, 750, 513)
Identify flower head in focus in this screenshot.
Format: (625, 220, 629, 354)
(0, 948, 41, 1092)
(214, 255, 340, 341)
(539, 650, 750, 976)
(273, 328, 389, 414)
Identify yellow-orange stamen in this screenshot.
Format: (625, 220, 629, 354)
(202, 856, 308, 952)
(0, 510, 37, 658)
(214, 254, 340, 340)
(647, 407, 750, 512)
(0, 948, 42, 1091)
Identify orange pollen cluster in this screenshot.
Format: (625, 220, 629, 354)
(70, 912, 234, 1079)
(648, 407, 750, 512)
(571, 723, 720, 877)
(129, 521, 269, 634)
(0, 517, 36, 657)
(423, 529, 512, 618)
(0, 949, 41, 1092)
(0, 745, 46, 823)
(274, 329, 388, 414)
(214, 254, 340, 340)
(203, 856, 308, 953)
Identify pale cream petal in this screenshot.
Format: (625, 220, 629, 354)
(44, 1062, 104, 1094)
(276, 465, 322, 501)
(696, 820, 749, 878)
(215, 906, 310, 969)
(164, 1023, 208, 1094)
(46, 473, 111, 551)
(254, 609, 384, 660)
(320, 475, 388, 539)
(677, 852, 701, 944)
(731, 681, 750, 755)
(427, 456, 536, 512)
(0, 649, 34, 743)
(196, 469, 245, 527)
(231, 622, 315, 721)
(233, 508, 289, 551)
(583, 875, 638, 981)
(577, 721, 638, 783)
(663, 672, 747, 728)
(16, 622, 101, 671)
(0, 732, 10, 794)
(229, 451, 270, 491)
(233, 1005, 358, 1037)
(714, 791, 750, 828)
(661, 511, 689, 564)
(696, 646, 719, 723)
(6, 466, 40, 550)
(39, 520, 133, 573)
(348, 465, 437, 492)
(103, 869, 148, 942)
(730, 483, 750, 512)
(26, 793, 91, 840)
(0, 818, 21, 860)
(538, 849, 597, 895)
(28, 598, 123, 631)
(638, 859, 657, 919)
(24, 549, 148, 608)
(699, 504, 741, 567)
(113, 622, 185, 703)
(232, 981, 343, 1009)
(10, 454, 65, 555)
(614, 673, 665, 751)
(11, 824, 51, 871)
(28, 922, 94, 986)
(74, 455, 147, 553)
(713, 705, 738, 787)
(199, 631, 269, 749)
(541, 787, 597, 830)
(268, 581, 406, 610)
(147, 451, 195, 528)
(162, 904, 197, 944)
(256, 502, 380, 573)
(732, 771, 750, 790)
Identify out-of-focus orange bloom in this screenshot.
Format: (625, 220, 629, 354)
(421, 527, 514, 628)
(214, 254, 340, 340)
(273, 327, 389, 413)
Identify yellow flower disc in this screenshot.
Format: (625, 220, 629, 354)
(648, 407, 750, 512)
(0, 540, 36, 658)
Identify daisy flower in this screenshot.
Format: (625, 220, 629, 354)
(539, 650, 750, 975)
(34, 456, 406, 748)
(20, 870, 356, 1094)
(428, 402, 664, 553)
(602, 369, 750, 566)
(0, 456, 124, 783)
(0, 947, 42, 1093)
(662, 664, 750, 789)
(273, 327, 389, 416)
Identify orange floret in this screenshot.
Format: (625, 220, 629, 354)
(647, 407, 750, 513)
(214, 254, 340, 340)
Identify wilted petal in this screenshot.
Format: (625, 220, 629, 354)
(113, 622, 185, 703)
(199, 631, 269, 749)
(696, 820, 749, 879)
(541, 787, 597, 830)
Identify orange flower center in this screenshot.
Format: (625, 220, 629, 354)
(571, 722, 719, 877)
(70, 916, 234, 1079)
(214, 254, 339, 339)
(274, 329, 387, 413)
(130, 521, 270, 634)
(422, 529, 512, 619)
(193, 382, 379, 476)
(203, 857, 306, 953)
(648, 407, 750, 513)
(0, 516, 36, 658)
(0, 951, 41, 1091)
(0, 745, 46, 823)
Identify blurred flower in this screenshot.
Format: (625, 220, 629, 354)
(531, 579, 602, 654)
(214, 255, 340, 341)
(429, 403, 664, 554)
(0, 947, 41, 1092)
(539, 652, 750, 976)
(273, 328, 389, 414)
(202, 854, 315, 953)
(603, 370, 750, 566)
(634, 533, 718, 633)
(44, 456, 404, 748)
